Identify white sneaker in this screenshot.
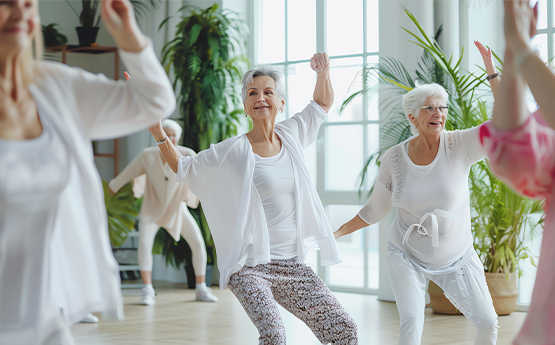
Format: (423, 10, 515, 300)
(139, 286, 156, 305)
(79, 313, 99, 323)
(195, 286, 218, 302)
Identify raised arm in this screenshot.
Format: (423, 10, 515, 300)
(311, 52, 333, 112)
(66, 0, 175, 140)
(492, 0, 538, 131)
(475, 40, 500, 97)
(148, 121, 182, 174)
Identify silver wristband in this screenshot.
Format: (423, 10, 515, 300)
(156, 136, 169, 146)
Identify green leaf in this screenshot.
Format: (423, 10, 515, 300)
(188, 23, 203, 48)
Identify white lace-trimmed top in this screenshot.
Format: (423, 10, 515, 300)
(358, 125, 487, 269)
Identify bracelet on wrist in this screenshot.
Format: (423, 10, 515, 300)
(486, 72, 500, 81)
(156, 136, 169, 146)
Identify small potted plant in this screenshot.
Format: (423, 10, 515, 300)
(42, 23, 68, 47)
(64, 0, 159, 46)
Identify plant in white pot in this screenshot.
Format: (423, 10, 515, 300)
(341, 7, 544, 315)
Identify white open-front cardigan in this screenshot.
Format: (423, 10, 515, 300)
(176, 101, 343, 289)
(2, 42, 175, 341)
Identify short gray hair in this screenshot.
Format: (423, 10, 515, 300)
(402, 83, 449, 135)
(161, 119, 182, 140)
(241, 65, 286, 104)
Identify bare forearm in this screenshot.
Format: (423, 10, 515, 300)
(334, 215, 369, 239)
(149, 122, 183, 174)
(489, 77, 500, 100)
(313, 71, 333, 112)
(520, 53, 555, 129)
(157, 141, 182, 174)
(492, 52, 529, 131)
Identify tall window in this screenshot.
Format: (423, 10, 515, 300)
(515, 0, 553, 306)
(253, 0, 380, 294)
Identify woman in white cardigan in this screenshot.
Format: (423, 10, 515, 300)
(334, 84, 498, 345)
(109, 119, 217, 304)
(0, 0, 175, 343)
(147, 55, 358, 344)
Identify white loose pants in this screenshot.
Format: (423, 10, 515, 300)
(388, 246, 499, 345)
(138, 203, 207, 276)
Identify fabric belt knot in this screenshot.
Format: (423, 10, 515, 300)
(402, 209, 459, 248)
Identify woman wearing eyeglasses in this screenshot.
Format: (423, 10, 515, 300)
(334, 83, 499, 345)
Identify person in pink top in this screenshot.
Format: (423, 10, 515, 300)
(479, 1, 555, 344)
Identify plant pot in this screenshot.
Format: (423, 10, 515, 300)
(428, 280, 462, 315)
(76, 26, 99, 46)
(485, 272, 519, 315)
(428, 272, 519, 316)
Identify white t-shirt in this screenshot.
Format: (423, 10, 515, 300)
(253, 146, 298, 259)
(358, 126, 487, 269)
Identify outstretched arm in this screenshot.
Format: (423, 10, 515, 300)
(334, 178, 393, 239)
(148, 121, 183, 174)
(311, 52, 333, 112)
(475, 40, 500, 98)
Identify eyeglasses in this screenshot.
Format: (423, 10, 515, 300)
(421, 105, 449, 114)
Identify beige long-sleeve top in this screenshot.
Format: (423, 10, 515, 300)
(109, 146, 199, 241)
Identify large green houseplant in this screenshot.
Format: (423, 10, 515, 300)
(153, 4, 249, 287)
(342, 8, 544, 315)
(102, 180, 139, 247)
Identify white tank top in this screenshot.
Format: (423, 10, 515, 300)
(253, 146, 298, 259)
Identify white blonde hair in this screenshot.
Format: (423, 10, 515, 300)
(402, 83, 449, 135)
(241, 65, 286, 104)
(19, 0, 42, 87)
(161, 119, 182, 140)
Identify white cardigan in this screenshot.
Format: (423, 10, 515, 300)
(109, 146, 199, 240)
(24, 43, 175, 327)
(176, 101, 342, 288)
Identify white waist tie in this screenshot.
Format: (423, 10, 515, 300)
(402, 209, 459, 248)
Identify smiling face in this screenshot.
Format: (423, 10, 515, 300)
(244, 75, 285, 121)
(0, 0, 39, 59)
(409, 96, 448, 137)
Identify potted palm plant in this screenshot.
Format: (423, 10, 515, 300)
(64, 0, 159, 46)
(154, 4, 249, 287)
(342, 7, 544, 315)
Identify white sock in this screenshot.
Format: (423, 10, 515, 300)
(144, 284, 154, 291)
(196, 282, 207, 291)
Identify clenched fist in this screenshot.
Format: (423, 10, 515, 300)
(310, 52, 330, 73)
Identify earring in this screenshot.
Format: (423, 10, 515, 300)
(245, 112, 248, 117)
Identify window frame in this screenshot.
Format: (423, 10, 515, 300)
(251, 0, 380, 295)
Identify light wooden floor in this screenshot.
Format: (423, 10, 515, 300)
(72, 283, 526, 345)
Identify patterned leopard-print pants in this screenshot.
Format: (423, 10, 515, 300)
(228, 258, 358, 345)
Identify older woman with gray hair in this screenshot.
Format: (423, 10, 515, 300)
(334, 83, 498, 345)
(109, 119, 217, 305)
(147, 53, 357, 344)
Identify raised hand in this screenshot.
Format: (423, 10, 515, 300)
(503, 0, 538, 56)
(310, 52, 330, 73)
(124, 71, 130, 81)
(100, 0, 148, 52)
(474, 41, 497, 75)
(148, 120, 166, 142)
